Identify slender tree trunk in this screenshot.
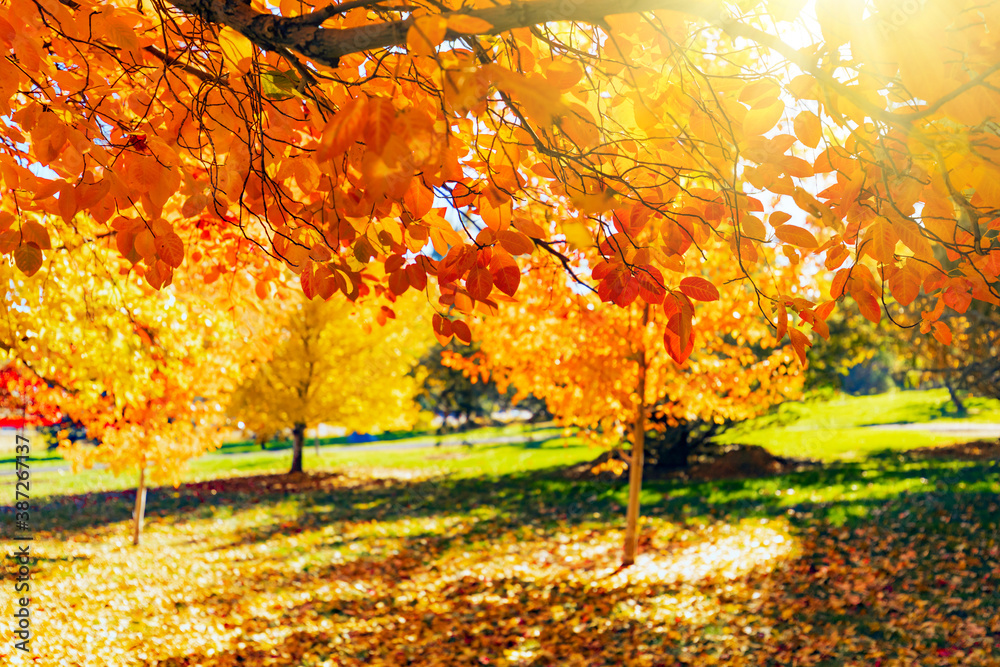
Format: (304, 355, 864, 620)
(622, 413, 646, 566)
(132, 465, 147, 546)
(290, 422, 306, 474)
(623, 305, 649, 567)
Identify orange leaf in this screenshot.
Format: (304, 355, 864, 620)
(741, 216, 766, 241)
(825, 244, 849, 270)
(853, 288, 882, 323)
(744, 98, 784, 137)
(679, 276, 719, 302)
(155, 232, 184, 268)
(319, 95, 368, 160)
(932, 321, 952, 346)
(497, 229, 534, 255)
(407, 15, 448, 57)
(446, 14, 493, 34)
(775, 300, 788, 343)
(864, 220, 898, 264)
(365, 97, 396, 154)
(888, 266, 920, 306)
(789, 328, 811, 364)
(774, 223, 819, 249)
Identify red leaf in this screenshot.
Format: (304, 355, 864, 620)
(13, 242, 42, 276)
(490, 248, 520, 296)
(614, 275, 639, 307)
(679, 276, 720, 302)
(465, 267, 493, 301)
(451, 319, 472, 344)
(388, 269, 410, 296)
(636, 266, 665, 305)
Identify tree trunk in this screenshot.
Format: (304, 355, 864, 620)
(622, 416, 646, 566)
(945, 379, 967, 416)
(622, 305, 649, 567)
(290, 422, 306, 474)
(132, 465, 147, 546)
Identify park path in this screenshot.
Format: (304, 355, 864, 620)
(861, 421, 1000, 439)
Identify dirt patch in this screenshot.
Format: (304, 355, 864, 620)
(686, 445, 787, 481)
(903, 439, 1000, 461)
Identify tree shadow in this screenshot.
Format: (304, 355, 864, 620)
(149, 481, 1000, 666)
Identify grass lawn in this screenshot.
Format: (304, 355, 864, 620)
(2, 422, 1000, 665)
(716, 389, 1000, 460)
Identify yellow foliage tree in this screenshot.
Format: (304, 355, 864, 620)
(227, 294, 432, 474)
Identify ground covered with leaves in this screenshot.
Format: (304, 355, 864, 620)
(3, 449, 1000, 666)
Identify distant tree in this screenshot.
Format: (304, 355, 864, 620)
(415, 341, 548, 432)
(805, 303, 900, 395)
(228, 294, 431, 474)
(898, 301, 1000, 414)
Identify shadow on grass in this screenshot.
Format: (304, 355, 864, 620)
(11, 454, 998, 555)
(150, 474, 1000, 666)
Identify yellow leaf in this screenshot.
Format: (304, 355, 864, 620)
(219, 27, 254, 73)
(793, 110, 822, 148)
(573, 190, 617, 215)
(774, 223, 819, 249)
(562, 221, 592, 249)
(744, 98, 784, 137)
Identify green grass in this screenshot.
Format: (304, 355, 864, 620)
(0, 422, 562, 472)
(715, 389, 1000, 461)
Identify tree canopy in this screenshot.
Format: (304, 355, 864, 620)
(1, 0, 998, 362)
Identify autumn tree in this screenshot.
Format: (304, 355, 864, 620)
(447, 255, 804, 564)
(1, 236, 270, 544)
(227, 293, 431, 474)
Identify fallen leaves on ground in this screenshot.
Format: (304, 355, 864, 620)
(1, 465, 999, 666)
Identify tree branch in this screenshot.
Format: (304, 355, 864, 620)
(167, 0, 722, 69)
